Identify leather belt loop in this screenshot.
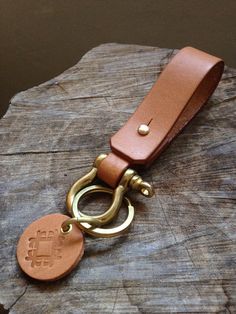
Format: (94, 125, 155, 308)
(97, 47, 224, 187)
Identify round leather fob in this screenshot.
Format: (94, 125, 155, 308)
(17, 213, 84, 281)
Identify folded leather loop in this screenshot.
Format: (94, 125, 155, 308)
(97, 152, 130, 188)
(97, 47, 224, 188)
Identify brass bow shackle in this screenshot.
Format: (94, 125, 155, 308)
(62, 154, 154, 238)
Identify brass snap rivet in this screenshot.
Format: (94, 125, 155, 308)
(138, 124, 150, 136)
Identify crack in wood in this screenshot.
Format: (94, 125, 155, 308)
(7, 286, 28, 313)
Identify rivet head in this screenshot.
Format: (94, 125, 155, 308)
(138, 124, 150, 136)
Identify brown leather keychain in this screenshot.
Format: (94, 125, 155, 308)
(17, 47, 224, 281)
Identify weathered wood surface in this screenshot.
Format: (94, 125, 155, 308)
(0, 43, 236, 313)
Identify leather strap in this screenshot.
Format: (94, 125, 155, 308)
(97, 47, 224, 188)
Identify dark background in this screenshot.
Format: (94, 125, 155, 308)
(1, 0, 236, 117)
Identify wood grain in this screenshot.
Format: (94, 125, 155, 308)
(0, 43, 235, 313)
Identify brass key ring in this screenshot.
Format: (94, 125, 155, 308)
(66, 154, 153, 221)
(63, 185, 135, 238)
(16, 47, 224, 281)
(63, 154, 153, 237)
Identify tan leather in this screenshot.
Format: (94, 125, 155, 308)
(97, 47, 224, 188)
(17, 213, 84, 281)
(97, 152, 130, 188)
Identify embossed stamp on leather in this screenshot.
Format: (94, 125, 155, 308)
(17, 47, 224, 281)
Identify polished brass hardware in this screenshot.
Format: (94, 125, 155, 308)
(63, 154, 154, 237)
(70, 186, 134, 238)
(138, 124, 150, 135)
(61, 215, 103, 234)
(66, 153, 107, 214)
